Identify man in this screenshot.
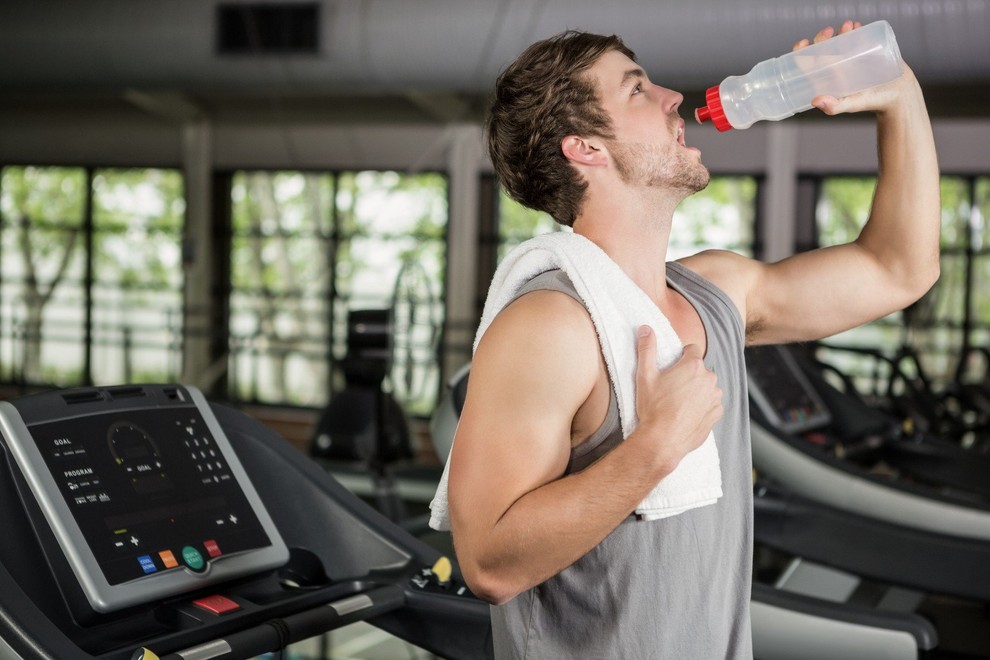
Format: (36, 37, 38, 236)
(446, 21, 940, 659)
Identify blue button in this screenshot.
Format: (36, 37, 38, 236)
(138, 555, 157, 574)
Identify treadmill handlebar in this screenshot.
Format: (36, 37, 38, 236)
(148, 584, 405, 660)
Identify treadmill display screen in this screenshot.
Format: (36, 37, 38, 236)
(746, 345, 832, 434)
(30, 406, 272, 586)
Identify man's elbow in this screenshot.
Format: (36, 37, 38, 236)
(460, 558, 523, 606)
(888, 251, 940, 309)
(907, 258, 940, 303)
(451, 513, 529, 604)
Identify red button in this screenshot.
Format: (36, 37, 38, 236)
(192, 594, 240, 615)
(203, 539, 222, 558)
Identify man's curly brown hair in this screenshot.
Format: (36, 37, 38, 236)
(486, 31, 636, 227)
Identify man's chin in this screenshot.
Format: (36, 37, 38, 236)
(679, 167, 711, 195)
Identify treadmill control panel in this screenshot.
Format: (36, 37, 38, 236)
(746, 345, 832, 435)
(0, 385, 288, 614)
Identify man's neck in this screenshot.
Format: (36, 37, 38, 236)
(573, 186, 681, 310)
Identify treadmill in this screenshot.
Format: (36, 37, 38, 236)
(747, 343, 990, 541)
(0, 384, 491, 660)
(747, 344, 990, 658)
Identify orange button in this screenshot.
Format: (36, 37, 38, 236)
(158, 549, 178, 569)
(192, 594, 240, 615)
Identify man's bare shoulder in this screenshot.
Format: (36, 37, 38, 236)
(677, 248, 758, 279)
(471, 288, 602, 402)
(676, 249, 762, 315)
(477, 288, 598, 362)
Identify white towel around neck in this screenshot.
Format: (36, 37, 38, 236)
(428, 231, 722, 531)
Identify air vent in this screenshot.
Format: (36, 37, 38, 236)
(62, 390, 104, 405)
(217, 3, 320, 55)
(105, 386, 147, 400)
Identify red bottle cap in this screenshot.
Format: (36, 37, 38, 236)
(695, 86, 733, 132)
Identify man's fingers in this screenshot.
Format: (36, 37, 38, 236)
(794, 21, 860, 52)
(637, 326, 655, 362)
(812, 26, 835, 45)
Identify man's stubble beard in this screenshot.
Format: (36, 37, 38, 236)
(608, 140, 711, 195)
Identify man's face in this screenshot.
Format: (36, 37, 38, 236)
(589, 50, 710, 194)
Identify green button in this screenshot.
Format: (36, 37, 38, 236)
(181, 545, 205, 572)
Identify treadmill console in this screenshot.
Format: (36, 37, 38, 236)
(746, 345, 832, 435)
(0, 384, 288, 616)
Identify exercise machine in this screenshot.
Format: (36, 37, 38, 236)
(748, 344, 990, 657)
(310, 294, 443, 533)
(747, 344, 990, 539)
(0, 383, 491, 659)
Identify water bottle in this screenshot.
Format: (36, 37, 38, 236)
(695, 20, 903, 132)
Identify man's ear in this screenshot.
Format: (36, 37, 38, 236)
(561, 135, 607, 166)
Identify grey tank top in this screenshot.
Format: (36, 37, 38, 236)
(491, 263, 754, 660)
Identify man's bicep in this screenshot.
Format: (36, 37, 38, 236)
(447, 293, 600, 532)
(751, 240, 926, 342)
(689, 245, 913, 345)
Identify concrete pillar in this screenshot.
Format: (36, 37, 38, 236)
(443, 124, 484, 382)
(762, 122, 800, 262)
(180, 119, 218, 388)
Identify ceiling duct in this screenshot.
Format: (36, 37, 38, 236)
(216, 3, 320, 55)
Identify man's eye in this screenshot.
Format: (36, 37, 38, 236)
(632, 84, 642, 95)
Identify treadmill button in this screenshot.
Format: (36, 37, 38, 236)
(203, 539, 222, 558)
(181, 545, 205, 572)
(192, 594, 240, 615)
(431, 556, 452, 585)
(159, 549, 179, 568)
(137, 555, 157, 574)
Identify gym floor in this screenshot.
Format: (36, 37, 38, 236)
(274, 623, 436, 659)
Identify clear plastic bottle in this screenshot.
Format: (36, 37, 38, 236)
(695, 20, 903, 132)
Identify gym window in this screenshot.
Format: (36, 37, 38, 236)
(668, 176, 759, 260)
(814, 175, 990, 396)
(226, 170, 448, 415)
(0, 165, 185, 390)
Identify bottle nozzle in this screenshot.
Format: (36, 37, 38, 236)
(696, 86, 733, 132)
